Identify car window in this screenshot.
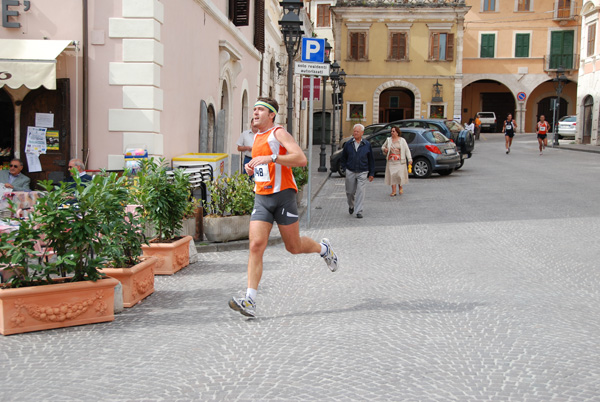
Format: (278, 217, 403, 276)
(478, 113, 494, 118)
(369, 134, 388, 148)
(560, 116, 576, 122)
(426, 122, 441, 131)
(364, 125, 383, 136)
(423, 130, 449, 144)
(401, 131, 416, 143)
(444, 120, 465, 133)
(397, 121, 419, 128)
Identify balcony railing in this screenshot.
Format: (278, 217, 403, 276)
(336, 0, 467, 7)
(544, 54, 579, 72)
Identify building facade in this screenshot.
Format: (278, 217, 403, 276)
(0, 0, 286, 187)
(331, 0, 470, 137)
(462, 0, 580, 133)
(576, 0, 599, 144)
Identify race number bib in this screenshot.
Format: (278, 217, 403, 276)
(539, 124, 547, 134)
(506, 124, 512, 130)
(254, 164, 271, 182)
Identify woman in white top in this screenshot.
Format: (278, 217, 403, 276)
(381, 126, 412, 196)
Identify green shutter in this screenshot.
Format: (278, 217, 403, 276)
(481, 34, 495, 58)
(550, 30, 574, 69)
(515, 34, 529, 57)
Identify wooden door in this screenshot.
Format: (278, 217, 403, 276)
(20, 79, 71, 190)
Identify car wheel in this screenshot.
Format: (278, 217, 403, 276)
(438, 169, 453, 176)
(413, 158, 432, 178)
(337, 165, 346, 177)
(455, 158, 465, 170)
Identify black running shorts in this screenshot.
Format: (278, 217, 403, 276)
(251, 188, 299, 225)
(537, 134, 547, 140)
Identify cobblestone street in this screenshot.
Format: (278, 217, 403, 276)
(1, 134, 600, 401)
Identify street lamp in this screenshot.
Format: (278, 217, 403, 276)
(279, 0, 304, 134)
(329, 60, 341, 155)
(551, 66, 568, 147)
(338, 69, 346, 147)
(318, 39, 332, 172)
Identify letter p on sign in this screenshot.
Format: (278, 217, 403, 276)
(302, 38, 325, 63)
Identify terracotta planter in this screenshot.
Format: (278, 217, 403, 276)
(141, 235, 192, 275)
(0, 277, 119, 335)
(203, 215, 251, 242)
(99, 257, 157, 308)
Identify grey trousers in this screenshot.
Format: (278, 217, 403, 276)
(345, 170, 368, 214)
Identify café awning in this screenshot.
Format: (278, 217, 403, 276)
(0, 39, 74, 90)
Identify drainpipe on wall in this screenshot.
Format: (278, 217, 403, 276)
(82, 0, 89, 166)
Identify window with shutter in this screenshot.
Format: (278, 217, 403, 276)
(557, 0, 571, 18)
(480, 34, 495, 58)
(429, 33, 454, 61)
(517, 0, 530, 11)
(317, 5, 330, 27)
(588, 24, 596, 57)
(483, 0, 496, 11)
(254, 0, 265, 52)
(389, 32, 407, 60)
(550, 30, 574, 68)
(515, 33, 529, 57)
(350, 32, 367, 60)
(229, 0, 250, 27)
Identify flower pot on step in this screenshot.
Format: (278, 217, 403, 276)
(203, 215, 251, 242)
(141, 235, 192, 275)
(0, 277, 119, 335)
(99, 257, 157, 308)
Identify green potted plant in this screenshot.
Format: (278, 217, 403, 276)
(98, 200, 157, 308)
(135, 158, 194, 275)
(0, 172, 125, 335)
(292, 165, 309, 206)
(202, 171, 255, 242)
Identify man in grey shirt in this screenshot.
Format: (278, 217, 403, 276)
(0, 158, 31, 191)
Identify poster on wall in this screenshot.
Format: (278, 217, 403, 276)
(46, 130, 60, 151)
(25, 126, 47, 173)
(35, 113, 55, 128)
(25, 127, 48, 154)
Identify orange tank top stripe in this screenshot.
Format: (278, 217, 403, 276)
(252, 125, 298, 195)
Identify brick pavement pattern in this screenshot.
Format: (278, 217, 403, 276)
(1, 134, 600, 401)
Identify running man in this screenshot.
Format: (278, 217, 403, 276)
(502, 114, 517, 154)
(228, 97, 339, 318)
(536, 115, 550, 155)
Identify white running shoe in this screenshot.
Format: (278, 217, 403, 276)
(228, 294, 256, 318)
(321, 238, 339, 272)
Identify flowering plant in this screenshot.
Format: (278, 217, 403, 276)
(203, 172, 254, 217)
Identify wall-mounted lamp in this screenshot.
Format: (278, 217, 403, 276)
(432, 80, 443, 102)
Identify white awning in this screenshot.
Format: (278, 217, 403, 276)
(0, 39, 73, 90)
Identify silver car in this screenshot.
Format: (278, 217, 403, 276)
(557, 115, 576, 139)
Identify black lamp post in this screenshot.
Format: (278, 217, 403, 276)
(551, 66, 568, 147)
(318, 39, 332, 172)
(338, 69, 346, 147)
(329, 60, 340, 155)
(279, 0, 304, 134)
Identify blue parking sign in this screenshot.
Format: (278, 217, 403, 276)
(302, 38, 325, 63)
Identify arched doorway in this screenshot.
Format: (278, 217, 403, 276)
(462, 79, 515, 130)
(582, 95, 593, 144)
(0, 88, 14, 165)
(378, 88, 414, 122)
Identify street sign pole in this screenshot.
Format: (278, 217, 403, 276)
(307, 79, 314, 227)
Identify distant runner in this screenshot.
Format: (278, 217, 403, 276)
(536, 115, 550, 155)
